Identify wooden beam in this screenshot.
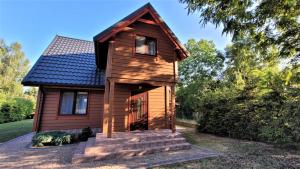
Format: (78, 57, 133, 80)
(109, 77, 176, 86)
(102, 80, 110, 136)
(106, 40, 115, 78)
(121, 27, 135, 32)
(107, 80, 115, 138)
(103, 40, 115, 137)
(164, 86, 168, 128)
(171, 85, 176, 133)
(32, 88, 41, 131)
(36, 87, 45, 132)
(137, 18, 157, 25)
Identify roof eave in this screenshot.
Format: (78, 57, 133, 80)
(22, 81, 105, 89)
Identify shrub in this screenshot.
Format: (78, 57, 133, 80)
(196, 87, 300, 148)
(78, 127, 93, 141)
(0, 98, 34, 123)
(32, 131, 74, 147)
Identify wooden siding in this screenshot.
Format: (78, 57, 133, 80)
(39, 88, 104, 131)
(148, 86, 167, 129)
(110, 22, 176, 83)
(112, 84, 131, 132)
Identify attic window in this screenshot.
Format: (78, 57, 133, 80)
(135, 35, 156, 56)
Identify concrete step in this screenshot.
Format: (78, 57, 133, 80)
(85, 137, 187, 154)
(95, 132, 182, 144)
(73, 143, 191, 164)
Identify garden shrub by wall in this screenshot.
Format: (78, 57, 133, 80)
(32, 131, 74, 147)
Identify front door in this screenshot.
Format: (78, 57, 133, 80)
(129, 92, 148, 131)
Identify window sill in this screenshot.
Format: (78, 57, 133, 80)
(56, 114, 89, 120)
(58, 114, 87, 116)
(135, 52, 157, 57)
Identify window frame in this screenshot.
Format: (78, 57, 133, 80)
(58, 90, 89, 116)
(134, 34, 157, 56)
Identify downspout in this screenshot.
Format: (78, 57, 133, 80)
(36, 87, 45, 133)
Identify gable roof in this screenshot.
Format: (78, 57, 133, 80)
(22, 35, 105, 88)
(93, 3, 189, 60)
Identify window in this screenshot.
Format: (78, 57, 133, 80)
(59, 91, 88, 115)
(135, 35, 156, 55)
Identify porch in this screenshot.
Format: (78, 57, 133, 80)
(102, 79, 177, 137)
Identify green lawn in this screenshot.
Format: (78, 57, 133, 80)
(0, 119, 33, 143)
(155, 128, 300, 169)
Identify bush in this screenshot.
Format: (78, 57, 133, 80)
(0, 98, 34, 123)
(32, 131, 74, 147)
(196, 87, 300, 148)
(78, 127, 93, 141)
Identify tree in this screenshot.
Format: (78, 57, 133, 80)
(177, 39, 224, 118)
(0, 39, 30, 97)
(179, 0, 300, 60)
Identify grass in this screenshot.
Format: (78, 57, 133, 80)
(155, 127, 300, 169)
(0, 119, 33, 143)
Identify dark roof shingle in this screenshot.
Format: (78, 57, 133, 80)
(22, 35, 105, 88)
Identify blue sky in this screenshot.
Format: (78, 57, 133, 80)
(0, 0, 231, 67)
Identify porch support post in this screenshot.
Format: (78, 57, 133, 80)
(107, 81, 115, 138)
(171, 84, 176, 133)
(103, 80, 110, 137)
(103, 40, 115, 138)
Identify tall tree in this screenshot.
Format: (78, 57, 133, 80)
(0, 39, 30, 97)
(179, 0, 300, 60)
(177, 39, 224, 118)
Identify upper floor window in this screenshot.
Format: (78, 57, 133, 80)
(59, 91, 88, 115)
(135, 35, 156, 55)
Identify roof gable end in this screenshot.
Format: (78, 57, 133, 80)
(93, 3, 189, 60)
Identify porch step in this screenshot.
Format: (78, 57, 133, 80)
(73, 142, 191, 164)
(85, 137, 187, 153)
(72, 130, 191, 164)
(95, 132, 182, 144)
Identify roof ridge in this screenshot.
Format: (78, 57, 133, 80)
(42, 35, 59, 55)
(55, 34, 93, 43)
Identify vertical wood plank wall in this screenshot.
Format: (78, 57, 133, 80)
(112, 84, 131, 131)
(37, 88, 104, 131)
(111, 22, 176, 82)
(148, 86, 168, 129)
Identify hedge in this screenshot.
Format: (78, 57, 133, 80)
(0, 98, 34, 124)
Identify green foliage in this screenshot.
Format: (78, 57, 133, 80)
(78, 127, 93, 141)
(179, 0, 300, 60)
(0, 39, 36, 124)
(0, 98, 34, 124)
(177, 36, 300, 147)
(177, 39, 224, 119)
(0, 39, 30, 97)
(32, 131, 74, 147)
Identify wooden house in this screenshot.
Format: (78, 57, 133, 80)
(22, 3, 188, 138)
